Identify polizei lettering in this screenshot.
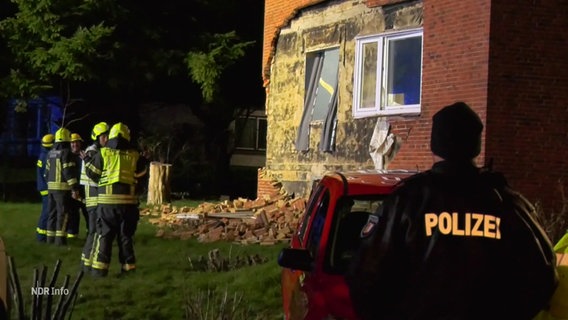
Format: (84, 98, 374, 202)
(424, 212, 501, 239)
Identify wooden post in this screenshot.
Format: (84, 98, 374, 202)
(0, 237, 7, 313)
(147, 162, 173, 205)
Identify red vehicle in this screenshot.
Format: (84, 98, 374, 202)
(278, 170, 417, 320)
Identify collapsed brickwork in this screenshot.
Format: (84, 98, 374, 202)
(144, 169, 306, 245)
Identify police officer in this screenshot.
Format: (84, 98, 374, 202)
(79, 122, 109, 272)
(85, 123, 147, 277)
(36, 133, 54, 242)
(45, 127, 81, 246)
(67, 133, 86, 239)
(346, 102, 557, 320)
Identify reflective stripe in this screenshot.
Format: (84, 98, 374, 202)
(67, 233, 77, 238)
(98, 193, 138, 205)
(37, 159, 43, 168)
(55, 231, 67, 237)
(36, 228, 47, 235)
(40, 190, 48, 196)
(47, 182, 71, 190)
(46, 231, 56, 236)
(85, 197, 98, 207)
(81, 254, 92, 266)
(91, 233, 102, 268)
(91, 261, 109, 270)
(62, 162, 76, 169)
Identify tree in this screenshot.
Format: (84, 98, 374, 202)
(0, 0, 266, 196)
(0, 0, 115, 119)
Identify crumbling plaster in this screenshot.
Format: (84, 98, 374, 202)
(266, 0, 423, 196)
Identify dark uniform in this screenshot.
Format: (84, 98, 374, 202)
(67, 133, 87, 238)
(347, 102, 558, 320)
(80, 121, 110, 272)
(45, 128, 80, 246)
(36, 134, 53, 242)
(85, 123, 147, 277)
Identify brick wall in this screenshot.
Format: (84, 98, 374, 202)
(263, 0, 326, 83)
(387, 0, 491, 171)
(257, 168, 282, 199)
(485, 0, 568, 212)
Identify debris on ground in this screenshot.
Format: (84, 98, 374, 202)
(142, 169, 307, 245)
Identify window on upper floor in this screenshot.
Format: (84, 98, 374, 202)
(353, 29, 423, 118)
(295, 47, 340, 152)
(235, 116, 267, 151)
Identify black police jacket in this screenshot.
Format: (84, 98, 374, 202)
(346, 160, 557, 320)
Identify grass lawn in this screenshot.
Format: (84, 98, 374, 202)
(0, 201, 287, 320)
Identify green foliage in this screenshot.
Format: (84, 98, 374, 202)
(186, 31, 254, 103)
(0, 0, 115, 102)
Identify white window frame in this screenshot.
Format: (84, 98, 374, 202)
(353, 28, 423, 118)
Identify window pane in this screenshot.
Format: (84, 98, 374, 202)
(386, 36, 422, 105)
(258, 118, 267, 150)
(236, 118, 256, 149)
(312, 48, 339, 121)
(360, 42, 378, 109)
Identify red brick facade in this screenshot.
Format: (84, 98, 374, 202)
(485, 0, 568, 211)
(262, 0, 568, 212)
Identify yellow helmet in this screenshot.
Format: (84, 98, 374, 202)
(109, 122, 131, 142)
(41, 133, 54, 148)
(54, 127, 71, 143)
(71, 133, 83, 142)
(91, 122, 110, 140)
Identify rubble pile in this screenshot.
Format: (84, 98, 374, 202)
(142, 192, 307, 245)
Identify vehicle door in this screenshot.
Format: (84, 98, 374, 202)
(288, 186, 331, 320)
(281, 183, 326, 319)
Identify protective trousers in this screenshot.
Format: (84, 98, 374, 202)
(36, 195, 49, 242)
(91, 205, 139, 277)
(46, 190, 72, 246)
(66, 199, 81, 238)
(81, 186, 98, 271)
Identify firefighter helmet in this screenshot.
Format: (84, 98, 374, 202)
(91, 122, 110, 141)
(41, 133, 54, 148)
(54, 128, 71, 143)
(109, 122, 131, 142)
(71, 133, 83, 142)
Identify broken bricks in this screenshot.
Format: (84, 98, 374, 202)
(148, 192, 307, 245)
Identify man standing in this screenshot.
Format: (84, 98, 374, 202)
(67, 133, 86, 239)
(36, 133, 54, 242)
(45, 127, 81, 246)
(86, 123, 147, 277)
(79, 122, 109, 272)
(347, 102, 557, 320)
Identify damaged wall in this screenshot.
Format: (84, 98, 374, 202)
(265, 0, 423, 196)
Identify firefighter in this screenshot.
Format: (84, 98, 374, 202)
(45, 127, 81, 246)
(85, 123, 147, 277)
(67, 133, 86, 239)
(36, 133, 54, 242)
(79, 122, 109, 272)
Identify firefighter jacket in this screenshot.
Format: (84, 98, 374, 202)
(85, 138, 147, 206)
(36, 147, 49, 195)
(81, 143, 100, 207)
(44, 143, 79, 192)
(346, 160, 558, 320)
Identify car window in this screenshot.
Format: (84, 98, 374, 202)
(324, 195, 385, 274)
(306, 190, 330, 259)
(298, 185, 325, 245)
